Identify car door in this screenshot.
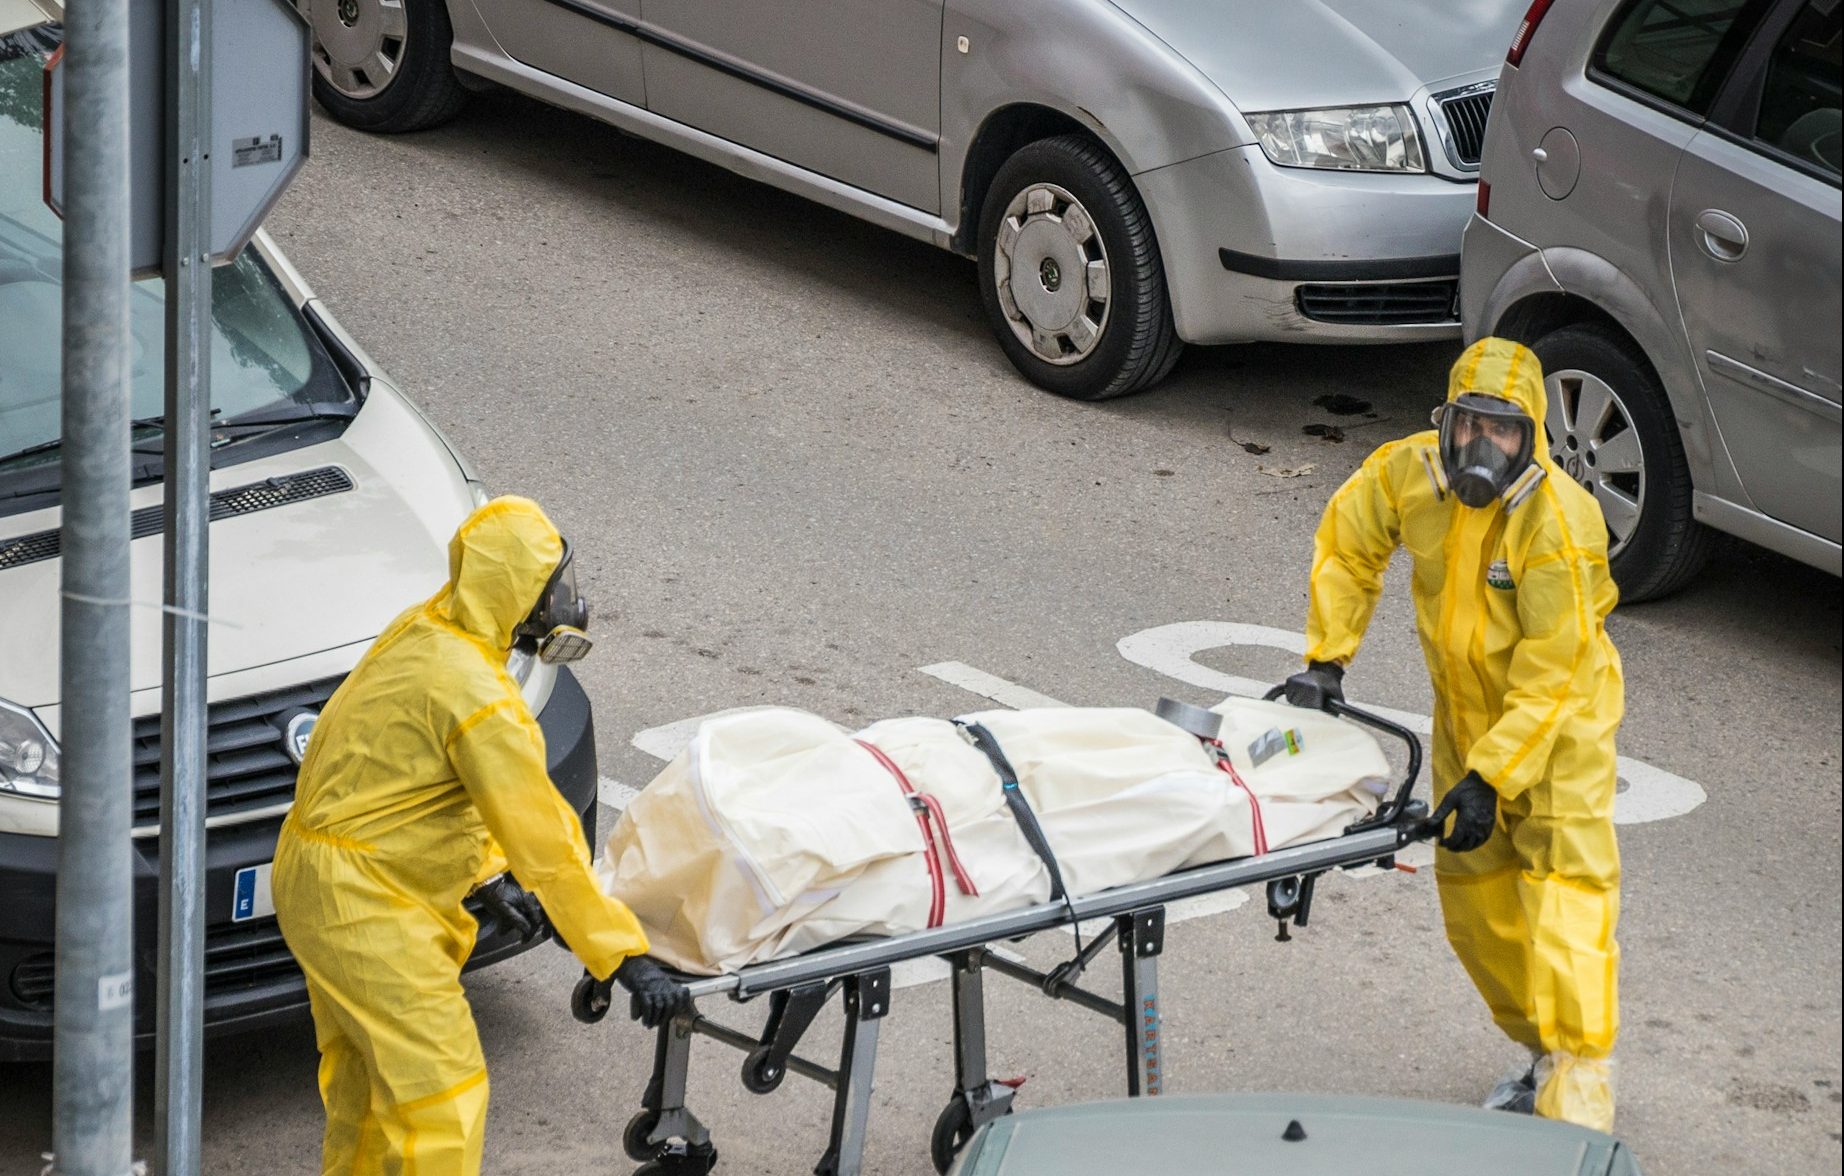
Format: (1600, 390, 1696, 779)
(640, 1, 944, 213)
(1668, 0, 1843, 542)
(472, 0, 648, 107)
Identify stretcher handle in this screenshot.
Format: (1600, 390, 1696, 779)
(1262, 686, 1423, 828)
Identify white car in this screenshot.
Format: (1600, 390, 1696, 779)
(0, 2, 599, 1060)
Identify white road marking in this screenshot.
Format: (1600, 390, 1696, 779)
(598, 775, 639, 811)
(1613, 761, 1707, 826)
(630, 706, 770, 762)
(1116, 621, 1430, 733)
(1115, 620, 1708, 827)
(919, 662, 1072, 710)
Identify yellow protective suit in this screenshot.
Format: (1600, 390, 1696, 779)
(273, 497, 649, 1175)
(1304, 338, 1623, 1131)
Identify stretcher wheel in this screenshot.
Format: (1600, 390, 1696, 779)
(623, 1109, 664, 1162)
(929, 1100, 974, 1174)
(634, 1141, 718, 1176)
(573, 974, 612, 1024)
(741, 1046, 786, 1094)
(930, 1096, 1014, 1173)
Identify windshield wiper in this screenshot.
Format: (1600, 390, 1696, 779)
(218, 402, 360, 429)
(0, 414, 184, 468)
(0, 436, 64, 468)
(201, 402, 360, 447)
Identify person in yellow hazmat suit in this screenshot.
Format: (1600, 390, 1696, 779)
(274, 496, 691, 1175)
(1283, 337, 1623, 1132)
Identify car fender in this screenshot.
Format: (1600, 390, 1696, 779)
(940, 0, 1251, 234)
(1487, 242, 1742, 503)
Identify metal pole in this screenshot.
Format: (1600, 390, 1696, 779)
(53, 0, 137, 1173)
(155, 0, 211, 1171)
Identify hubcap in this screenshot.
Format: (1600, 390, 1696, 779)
(1545, 368, 1646, 557)
(993, 182, 1112, 365)
(301, 0, 408, 101)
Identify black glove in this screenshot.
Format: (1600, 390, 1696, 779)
(1282, 660, 1345, 710)
(615, 955, 693, 1029)
(471, 874, 548, 944)
(1430, 771, 1498, 853)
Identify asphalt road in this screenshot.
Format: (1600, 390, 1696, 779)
(5, 90, 1840, 1175)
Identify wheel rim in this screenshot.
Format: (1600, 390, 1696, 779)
(992, 182, 1112, 365)
(1544, 368, 1647, 558)
(301, 0, 408, 101)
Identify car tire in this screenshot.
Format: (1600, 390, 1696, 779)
(977, 135, 1182, 401)
(1531, 323, 1713, 602)
(303, 0, 468, 133)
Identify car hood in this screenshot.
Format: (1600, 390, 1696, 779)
(1107, 0, 1524, 110)
(0, 387, 473, 710)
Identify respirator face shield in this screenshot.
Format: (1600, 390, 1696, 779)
(1434, 394, 1536, 508)
(516, 538, 593, 664)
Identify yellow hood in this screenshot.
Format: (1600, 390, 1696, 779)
(433, 496, 563, 652)
(1447, 336, 1547, 438)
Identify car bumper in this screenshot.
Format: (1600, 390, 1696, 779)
(1137, 145, 1475, 344)
(0, 666, 598, 1062)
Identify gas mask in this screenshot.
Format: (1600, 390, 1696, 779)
(515, 538, 593, 664)
(1433, 393, 1535, 509)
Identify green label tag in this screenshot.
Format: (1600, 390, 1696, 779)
(1487, 558, 1515, 590)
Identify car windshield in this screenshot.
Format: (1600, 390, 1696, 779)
(0, 24, 353, 487)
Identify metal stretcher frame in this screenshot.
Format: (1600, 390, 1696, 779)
(593, 698, 1431, 1176)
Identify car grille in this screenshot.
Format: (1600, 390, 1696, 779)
(130, 676, 344, 828)
(201, 918, 302, 996)
(1433, 83, 1494, 167)
(1296, 280, 1459, 326)
(7, 918, 302, 1011)
(0, 466, 354, 571)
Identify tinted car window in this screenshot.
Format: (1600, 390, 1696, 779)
(1754, 0, 1842, 176)
(1595, 0, 1774, 115)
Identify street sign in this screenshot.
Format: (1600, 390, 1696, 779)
(43, 0, 309, 275)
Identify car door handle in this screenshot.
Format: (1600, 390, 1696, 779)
(1694, 209, 1748, 261)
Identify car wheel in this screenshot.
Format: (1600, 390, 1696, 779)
(300, 0, 467, 133)
(1531, 324, 1713, 602)
(977, 135, 1182, 401)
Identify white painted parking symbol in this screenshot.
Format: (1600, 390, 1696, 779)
(1114, 621, 1706, 826)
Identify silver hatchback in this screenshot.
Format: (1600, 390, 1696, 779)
(1462, 0, 1841, 600)
(299, 0, 1528, 400)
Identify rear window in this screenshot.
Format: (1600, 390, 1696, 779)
(1594, 0, 1776, 116)
(1754, 0, 1842, 177)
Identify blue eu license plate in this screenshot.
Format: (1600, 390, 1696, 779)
(232, 862, 275, 922)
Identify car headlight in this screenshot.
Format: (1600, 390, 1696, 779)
(1246, 105, 1426, 173)
(0, 699, 61, 801)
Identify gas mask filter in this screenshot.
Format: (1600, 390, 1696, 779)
(516, 539, 593, 664)
(1433, 393, 1536, 509)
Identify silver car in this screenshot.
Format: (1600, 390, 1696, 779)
(300, 0, 1525, 400)
(1462, 0, 1841, 600)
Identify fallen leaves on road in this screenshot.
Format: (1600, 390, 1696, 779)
(1227, 428, 1271, 455)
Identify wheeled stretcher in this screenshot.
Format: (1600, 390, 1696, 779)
(572, 695, 1434, 1176)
